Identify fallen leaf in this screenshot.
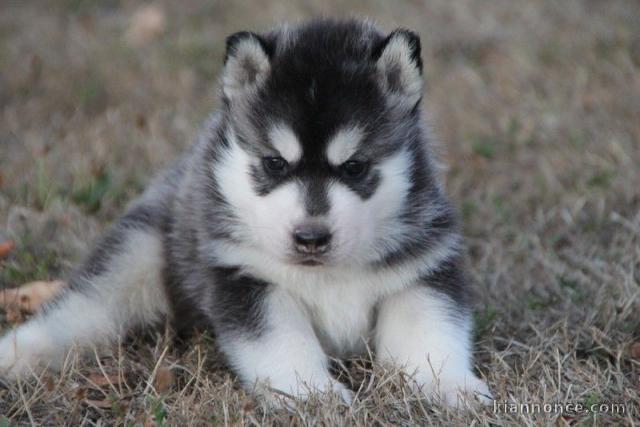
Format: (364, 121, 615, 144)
(87, 372, 125, 388)
(74, 387, 87, 401)
(0, 240, 14, 258)
(153, 366, 173, 393)
(0, 280, 66, 314)
(125, 4, 166, 46)
(4, 304, 25, 324)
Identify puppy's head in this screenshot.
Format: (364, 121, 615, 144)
(213, 20, 439, 268)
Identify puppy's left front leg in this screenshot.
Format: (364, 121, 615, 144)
(214, 274, 351, 404)
(375, 261, 490, 407)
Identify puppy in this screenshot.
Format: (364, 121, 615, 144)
(0, 19, 490, 407)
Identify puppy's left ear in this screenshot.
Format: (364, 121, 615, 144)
(222, 31, 274, 101)
(372, 29, 423, 110)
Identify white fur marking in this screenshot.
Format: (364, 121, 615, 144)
(327, 147, 414, 264)
(269, 124, 302, 163)
(214, 128, 306, 261)
(326, 126, 364, 166)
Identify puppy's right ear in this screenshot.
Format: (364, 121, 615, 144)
(222, 31, 273, 101)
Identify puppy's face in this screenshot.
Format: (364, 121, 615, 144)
(214, 21, 431, 268)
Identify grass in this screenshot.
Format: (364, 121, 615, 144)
(0, 0, 639, 425)
(472, 137, 498, 159)
(72, 169, 113, 214)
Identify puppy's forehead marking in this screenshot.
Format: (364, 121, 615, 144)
(326, 126, 364, 166)
(268, 124, 302, 163)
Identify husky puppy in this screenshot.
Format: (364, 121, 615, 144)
(0, 19, 490, 406)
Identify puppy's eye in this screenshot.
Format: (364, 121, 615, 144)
(262, 156, 289, 176)
(340, 159, 369, 179)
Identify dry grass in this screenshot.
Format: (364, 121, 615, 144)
(1, 0, 639, 425)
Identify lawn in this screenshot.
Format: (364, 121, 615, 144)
(0, 0, 638, 425)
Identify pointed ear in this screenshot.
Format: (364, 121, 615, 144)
(222, 31, 273, 101)
(372, 29, 423, 110)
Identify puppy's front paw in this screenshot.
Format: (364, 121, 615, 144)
(261, 376, 354, 409)
(420, 373, 492, 408)
(326, 377, 355, 405)
(0, 331, 28, 379)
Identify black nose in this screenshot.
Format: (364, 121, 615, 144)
(293, 225, 332, 254)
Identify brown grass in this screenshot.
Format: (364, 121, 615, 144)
(1, 0, 639, 425)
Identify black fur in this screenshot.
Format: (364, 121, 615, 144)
(212, 267, 271, 338)
(418, 254, 468, 307)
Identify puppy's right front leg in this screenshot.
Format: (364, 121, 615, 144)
(213, 272, 350, 403)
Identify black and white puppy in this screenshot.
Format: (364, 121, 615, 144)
(0, 19, 490, 406)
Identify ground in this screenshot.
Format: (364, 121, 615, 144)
(0, 0, 639, 425)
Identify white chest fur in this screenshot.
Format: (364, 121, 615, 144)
(210, 234, 460, 356)
(260, 259, 444, 357)
(292, 277, 380, 357)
